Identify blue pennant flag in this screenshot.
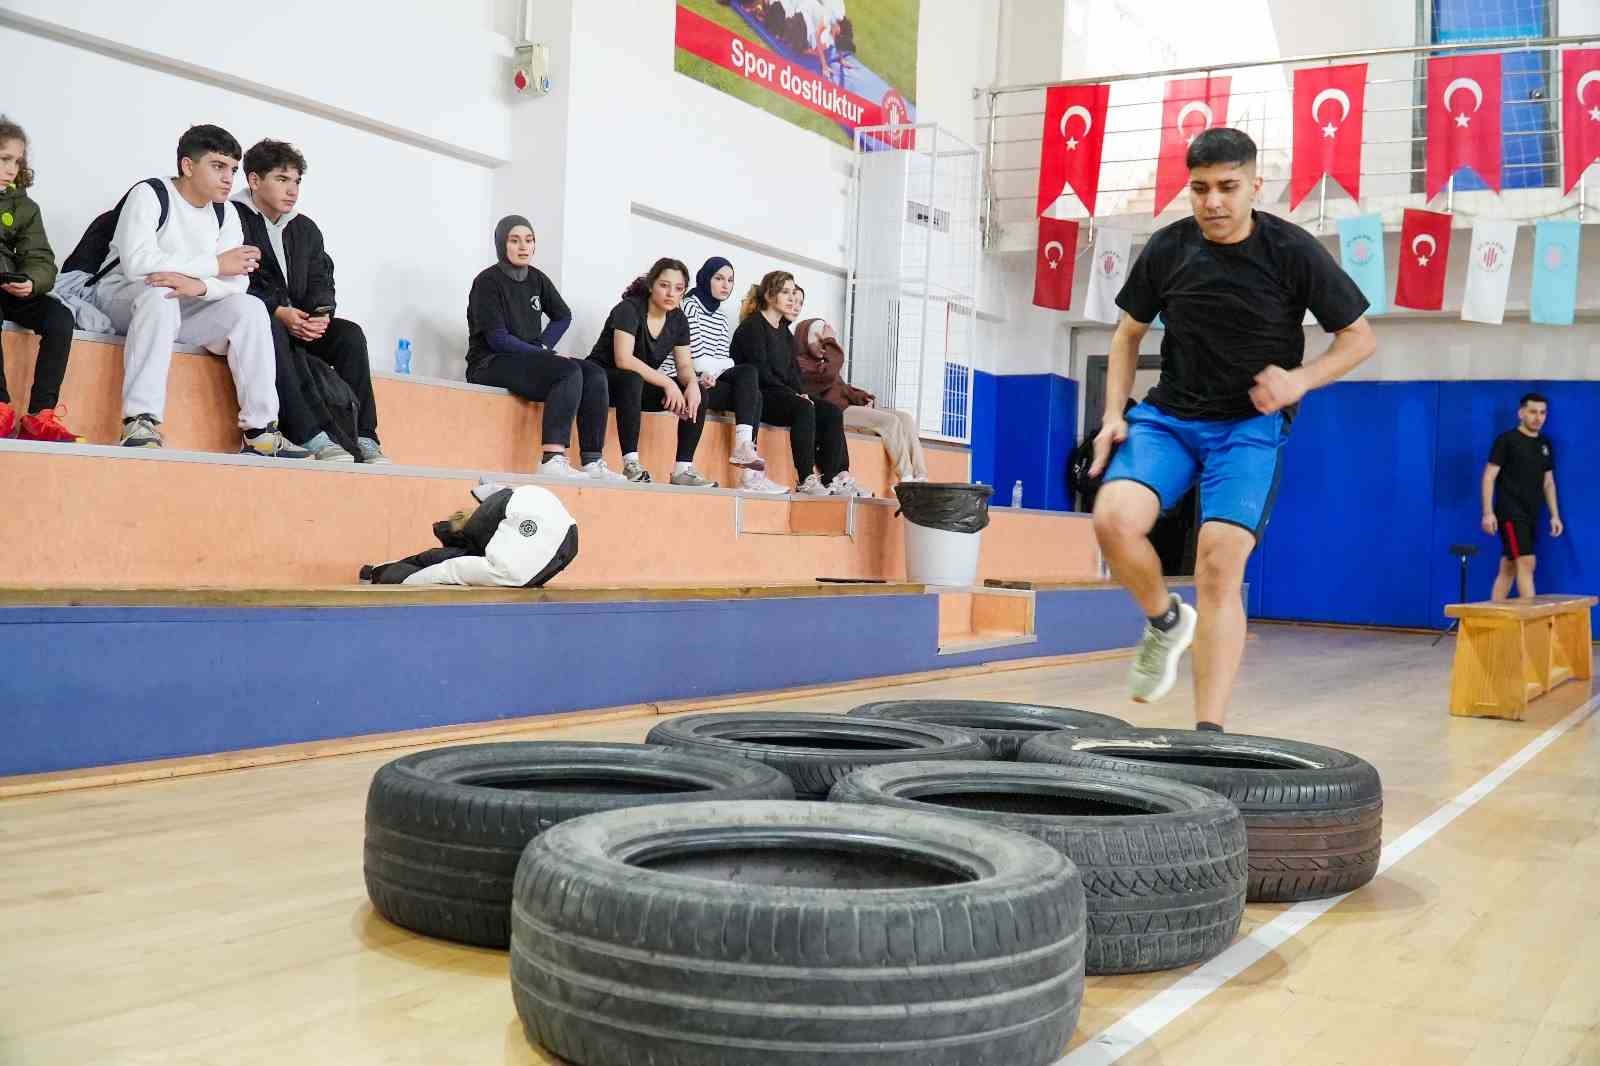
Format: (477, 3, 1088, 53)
(1337, 214, 1388, 316)
(1530, 220, 1581, 327)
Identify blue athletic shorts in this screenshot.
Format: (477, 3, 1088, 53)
(1103, 403, 1289, 539)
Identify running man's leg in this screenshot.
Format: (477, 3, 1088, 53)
(1491, 557, 1515, 602)
(1092, 481, 1170, 617)
(1192, 521, 1254, 728)
(1515, 553, 1537, 598)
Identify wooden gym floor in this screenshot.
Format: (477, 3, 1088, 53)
(1, 625, 1596, 1066)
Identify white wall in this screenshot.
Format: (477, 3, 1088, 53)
(1, 0, 512, 378)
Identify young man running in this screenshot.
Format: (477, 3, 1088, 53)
(1088, 128, 1377, 730)
(1482, 392, 1562, 600)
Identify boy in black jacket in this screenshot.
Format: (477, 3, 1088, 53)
(233, 139, 387, 462)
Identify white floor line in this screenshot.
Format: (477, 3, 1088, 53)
(1057, 694, 1600, 1066)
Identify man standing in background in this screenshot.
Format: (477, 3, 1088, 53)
(1482, 392, 1563, 600)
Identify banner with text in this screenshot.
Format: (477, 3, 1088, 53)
(674, 2, 920, 149)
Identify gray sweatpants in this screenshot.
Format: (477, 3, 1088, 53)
(95, 283, 278, 429)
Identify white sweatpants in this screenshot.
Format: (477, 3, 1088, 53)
(96, 283, 278, 429)
(844, 405, 928, 481)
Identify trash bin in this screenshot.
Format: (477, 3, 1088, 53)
(893, 482, 993, 586)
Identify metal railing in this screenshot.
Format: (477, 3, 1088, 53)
(980, 31, 1600, 246)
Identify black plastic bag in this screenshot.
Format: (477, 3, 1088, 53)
(893, 482, 993, 534)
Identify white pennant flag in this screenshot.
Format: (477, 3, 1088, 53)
(1083, 226, 1133, 324)
(1461, 219, 1519, 325)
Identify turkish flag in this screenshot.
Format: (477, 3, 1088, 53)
(1425, 53, 1502, 199)
(1290, 63, 1367, 209)
(1561, 48, 1600, 194)
(1394, 208, 1453, 311)
(1038, 83, 1110, 217)
(1033, 217, 1080, 311)
(1155, 76, 1231, 215)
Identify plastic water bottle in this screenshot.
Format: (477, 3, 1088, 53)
(394, 338, 412, 375)
(1011, 480, 1024, 508)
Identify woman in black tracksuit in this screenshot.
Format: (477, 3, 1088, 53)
(728, 270, 847, 495)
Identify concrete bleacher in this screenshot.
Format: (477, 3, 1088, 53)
(0, 325, 1149, 786)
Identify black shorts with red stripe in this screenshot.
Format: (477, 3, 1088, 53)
(1498, 516, 1536, 560)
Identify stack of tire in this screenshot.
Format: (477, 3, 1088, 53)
(361, 701, 1381, 1066)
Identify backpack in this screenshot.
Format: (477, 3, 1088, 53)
(299, 352, 363, 459)
(62, 178, 226, 286)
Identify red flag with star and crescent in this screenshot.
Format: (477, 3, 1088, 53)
(1289, 63, 1367, 210)
(1561, 48, 1600, 195)
(1394, 208, 1453, 311)
(1037, 83, 1110, 217)
(1033, 217, 1080, 311)
(1155, 76, 1232, 215)
(1425, 53, 1502, 199)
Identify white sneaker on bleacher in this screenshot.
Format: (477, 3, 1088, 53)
(583, 458, 628, 482)
(738, 469, 787, 495)
(827, 472, 872, 498)
(536, 454, 589, 481)
(797, 473, 829, 496)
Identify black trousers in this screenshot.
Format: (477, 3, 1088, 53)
(302, 318, 379, 440)
(602, 362, 709, 463)
(756, 388, 849, 482)
(702, 363, 762, 429)
(0, 291, 75, 412)
(468, 350, 609, 457)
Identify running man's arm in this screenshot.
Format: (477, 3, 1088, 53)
(1087, 312, 1150, 476)
(1250, 316, 1376, 414)
(1481, 463, 1500, 534)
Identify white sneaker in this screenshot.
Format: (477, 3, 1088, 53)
(729, 439, 766, 471)
(738, 469, 788, 495)
(827, 472, 872, 498)
(1128, 596, 1199, 703)
(583, 458, 628, 482)
(536, 454, 589, 481)
(797, 473, 829, 496)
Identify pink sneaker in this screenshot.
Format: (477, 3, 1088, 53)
(729, 439, 766, 471)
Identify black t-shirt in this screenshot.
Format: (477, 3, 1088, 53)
(587, 298, 691, 371)
(1116, 211, 1370, 421)
(465, 266, 572, 369)
(1489, 429, 1554, 521)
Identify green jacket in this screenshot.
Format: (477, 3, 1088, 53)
(0, 184, 58, 296)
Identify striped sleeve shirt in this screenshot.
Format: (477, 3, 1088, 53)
(679, 292, 735, 378)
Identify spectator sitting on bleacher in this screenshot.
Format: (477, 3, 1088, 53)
(0, 115, 81, 443)
(586, 258, 718, 487)
(83, 125, 306, 456)
(730, 271, 848, 495)
(681, 256, 785, 494)
(465, 215, 623, 482)
(233, 139, 387, 463)
(794, 317, 923, 486)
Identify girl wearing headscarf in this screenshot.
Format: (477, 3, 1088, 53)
(794, 317, 927, 485)
(465, 215, 623, 481)
(681, 256, 784, 493)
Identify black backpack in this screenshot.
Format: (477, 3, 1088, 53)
(299, 352, 363, 459)
(62, 178, 226, 286)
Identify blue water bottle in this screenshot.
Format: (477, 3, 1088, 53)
(394, 338, 412, 375)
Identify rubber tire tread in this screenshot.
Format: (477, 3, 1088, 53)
(830, 761, 1247, 973)
(363, 742, 794, 947)
(645, 713, 991, 798)
(509, 801, 1087, 1066)
(1019, 729, 1383, 902)
(847, 700, 1134, 759)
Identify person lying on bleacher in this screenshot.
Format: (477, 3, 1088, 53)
(78, 125, 307, 456)
(681, 256, 785, 494)
(233, 139, 387, 463)
(465, 215, 623, 482)
(360, 482, 577, 588)
(0, 115, 81, 443)
(793, 317, 924, 486)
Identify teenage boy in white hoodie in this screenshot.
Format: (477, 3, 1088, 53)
(233, 138, 387, 463)
(90, 125, 306, 456)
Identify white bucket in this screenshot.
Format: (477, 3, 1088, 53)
(904, 521, 983, 586)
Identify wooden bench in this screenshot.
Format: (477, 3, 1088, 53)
(1444, 594, 1596, 719)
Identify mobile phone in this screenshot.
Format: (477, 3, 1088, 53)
(309, 305, 334, 317)
(0, 272, 29, 285)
